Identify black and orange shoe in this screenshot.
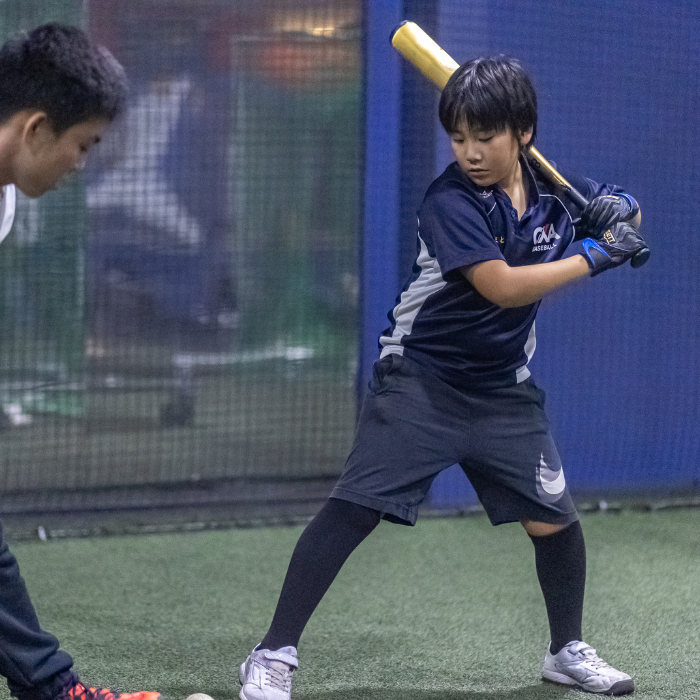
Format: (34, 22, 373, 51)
(60, 680, 161, 700)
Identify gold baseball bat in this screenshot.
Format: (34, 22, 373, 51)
(390, 21, 589, 210)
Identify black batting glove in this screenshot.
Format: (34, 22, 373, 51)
(578, 194, 639, 238)
(581, 222, 650, 277)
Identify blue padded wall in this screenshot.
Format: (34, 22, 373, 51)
(425, 0, 700, 503)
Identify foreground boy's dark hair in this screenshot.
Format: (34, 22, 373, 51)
(439, 56, 537, 146)
(0, 23, 127, 133)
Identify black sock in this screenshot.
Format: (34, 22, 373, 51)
(259, 497, 380, 651)
(530, 520, 586, 655)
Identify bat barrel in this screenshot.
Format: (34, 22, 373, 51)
(389, 20, 410, 42)
(390, 21, 459, 90)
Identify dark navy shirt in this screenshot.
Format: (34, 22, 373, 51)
(379, 156, 627, 388)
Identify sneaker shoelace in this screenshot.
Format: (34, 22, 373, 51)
(260, 659, 294, 692)
(575, 646, 611, 670)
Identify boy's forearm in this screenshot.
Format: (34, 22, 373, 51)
(463, 256, 590, 308)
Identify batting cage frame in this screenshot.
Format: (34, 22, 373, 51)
(0, 0, 698, 539)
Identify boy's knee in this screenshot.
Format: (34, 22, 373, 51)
(521, 519, 568, 537)
(327, 497, 381, 533)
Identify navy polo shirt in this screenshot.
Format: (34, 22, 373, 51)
(379, 157, 627, 388)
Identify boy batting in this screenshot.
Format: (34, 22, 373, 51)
(239, 56, 647, 698)
(0, 24, 160, 700)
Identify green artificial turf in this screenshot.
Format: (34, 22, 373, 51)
(2, 509, 699, 700)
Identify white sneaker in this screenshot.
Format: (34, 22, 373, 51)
(239, 645, 298, 700)
(542, 641, 634, 695)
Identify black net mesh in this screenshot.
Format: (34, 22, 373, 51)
(0, 0, 361, 528)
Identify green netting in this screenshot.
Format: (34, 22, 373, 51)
(0, 1, 362, 524)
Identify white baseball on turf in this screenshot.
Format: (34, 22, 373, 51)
(185, 694, 214, 700)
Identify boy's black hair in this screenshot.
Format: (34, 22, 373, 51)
(0, 23, 127, 134)
(439, 56, 537, 147)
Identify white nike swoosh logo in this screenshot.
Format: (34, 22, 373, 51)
(538, 454, 566, 495)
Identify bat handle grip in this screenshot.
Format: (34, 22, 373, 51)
(528, 157, 648, 268)
(561, 186, 589, 210)
(526, 146, 589, 209)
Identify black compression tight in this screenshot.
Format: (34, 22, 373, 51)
(259, 498, 381, 651)
(258, 501, 585, 656)
(530, 520, 587, 655)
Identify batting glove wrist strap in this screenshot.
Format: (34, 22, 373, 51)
(618, 193, 640, 220)
(582, 222, 650, 277)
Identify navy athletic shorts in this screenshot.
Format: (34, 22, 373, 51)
(331, 354, 578, 527)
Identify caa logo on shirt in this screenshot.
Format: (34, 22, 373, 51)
(532, 223, 561, 251)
